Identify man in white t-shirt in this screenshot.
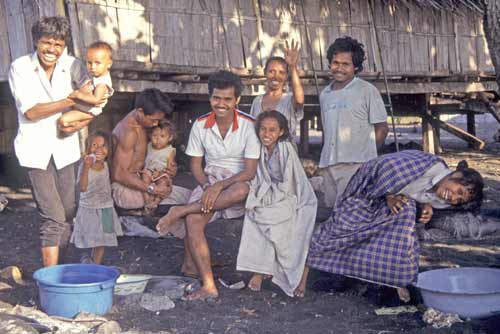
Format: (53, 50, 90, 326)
(156, 70, 261, 301)
(319, 36, 388, 207)
(8, 17, 104, 266)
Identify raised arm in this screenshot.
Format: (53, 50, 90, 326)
(284, 39, 305, 108)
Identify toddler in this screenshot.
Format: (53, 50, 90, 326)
(142, 119, 177, 211)
(58, 41, 114, 134)
(71, 130, 123, 264)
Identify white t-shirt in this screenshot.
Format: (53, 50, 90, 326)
(319, 77, 387, 168)
(186, 109, 261, 174)
(9, 52, 90, 169)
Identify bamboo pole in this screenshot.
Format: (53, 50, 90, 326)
(368, 0, 399, 151)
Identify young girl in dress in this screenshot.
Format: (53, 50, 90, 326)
(237, 111, 317, 297)
(71, 130, 123, 264)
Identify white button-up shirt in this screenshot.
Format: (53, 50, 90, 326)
(9, 51, 90, 170)
(186, 109, 261, 174)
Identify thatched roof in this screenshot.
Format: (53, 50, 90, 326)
(385, 0, 484, 13)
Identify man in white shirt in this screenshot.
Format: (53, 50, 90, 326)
(8, 17, 104, 267)
(320, 36, 388, 207)
(156, 71, 261, 301)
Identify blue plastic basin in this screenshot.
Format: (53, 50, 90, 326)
(33, 264, 120, 318)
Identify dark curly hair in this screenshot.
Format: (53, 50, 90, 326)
(255, 110, 291, 143)
(135, 89, 174, 115)
(326, 36, 366, 74)
(32, 16, 71, 46)
(208, 70, 243, 97)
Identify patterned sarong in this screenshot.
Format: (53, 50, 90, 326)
(307, 150, 444, 287)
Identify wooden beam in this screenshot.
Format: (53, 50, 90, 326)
(423, 114, 485, 150)
(466, 111, 476, 148)
(421, 95, 435, 154)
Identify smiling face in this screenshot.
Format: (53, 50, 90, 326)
(258, 117, 284, 152)
(86, 48, 112, 77)
(209, 87, 240, 119)
(434, 172, 473, 206)
(330, 51, 356, 86)
(87, 135, 109, 161)
(265, 60, 288, 92)
(36, 36, 65, 71)
(150, 127, 172, 150)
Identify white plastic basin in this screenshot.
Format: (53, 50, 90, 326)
(415, 267, 500, 319)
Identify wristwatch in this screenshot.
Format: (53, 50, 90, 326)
(146, 184, 155, 195)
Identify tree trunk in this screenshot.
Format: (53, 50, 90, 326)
(483, 0, 500, 93)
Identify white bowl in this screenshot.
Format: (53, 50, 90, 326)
(114, 274, 152, 295)
(415, 267, 500, 319)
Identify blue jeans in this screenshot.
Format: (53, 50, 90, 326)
(28, 158, 76, 247)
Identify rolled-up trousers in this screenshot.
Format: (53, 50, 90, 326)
(27, 158, 76, 247)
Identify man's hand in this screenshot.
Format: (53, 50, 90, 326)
(284, 39, 300, 68)
(201, 182, 224, 213)
(386, 193, 409, 214)
(419, 203, 433, 224)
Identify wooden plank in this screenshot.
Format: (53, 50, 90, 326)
(67, 0, 84, 58)
(5, 0, 30, 60)
(424, 113, 485, 150)
(0, 0, 11, 80)
(421, 95, 435, 154)
(467, 111, 476, 148)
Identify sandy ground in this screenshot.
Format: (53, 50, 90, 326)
(1, 118, 500, 334)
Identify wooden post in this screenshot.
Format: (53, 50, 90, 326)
(432, 110, 442, 153)
(299, 118, 309, 157)
(421, 94, 435, 154)
(466, 111, 476, 148)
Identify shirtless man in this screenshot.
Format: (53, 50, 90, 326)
(112, 89, 176, 208)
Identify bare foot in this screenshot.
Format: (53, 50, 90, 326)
(396, 287, 410, 303)
(294, 284, 306, 298)
(156, 206, 185, 235)
(184, 286, 218, 301)
(294, 266, 309, 298)
(248, 274, 263, 291)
